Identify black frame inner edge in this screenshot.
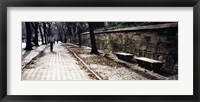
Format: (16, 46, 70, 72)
(0, 0, 199, 102)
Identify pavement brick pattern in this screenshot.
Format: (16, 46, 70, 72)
(22, 43, 90, 80)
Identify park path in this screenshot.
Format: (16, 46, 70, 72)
(22, 42, 91, 80)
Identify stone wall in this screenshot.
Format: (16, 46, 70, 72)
(69, 23, 178, 74)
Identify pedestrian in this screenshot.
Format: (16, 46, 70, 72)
(49, 35, 54, 52)
(57, 39, 58, 44)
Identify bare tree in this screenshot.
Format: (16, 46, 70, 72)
(31, 22, 39, 46)
(75, 22, 87, 47)
(46, 22, 52, 36)
(88, 22, 99, 55)
(55, 22, 66, 43)
(24, 22, 33, 50)
(42, 22, 48, 44)
(77, 24, 82, 47)
(38, 23, 45, 44)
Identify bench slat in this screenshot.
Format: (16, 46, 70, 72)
(135, 57, 163, 63)
(116, 52, 133, 56)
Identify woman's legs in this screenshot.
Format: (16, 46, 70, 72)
(50, 42, 53, 51)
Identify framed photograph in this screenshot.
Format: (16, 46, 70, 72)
(0, 0, 199, 102)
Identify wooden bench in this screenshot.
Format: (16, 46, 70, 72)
(116, 52, 134, 62)
(135, 57, 163, 72)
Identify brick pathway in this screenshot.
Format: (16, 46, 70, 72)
(22, 42, 91, 80)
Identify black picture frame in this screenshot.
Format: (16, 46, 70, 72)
(0, 0, 199, 102)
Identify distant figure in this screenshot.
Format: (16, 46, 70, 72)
(49, 35, 54, 52)
(57, 39, 59, 44)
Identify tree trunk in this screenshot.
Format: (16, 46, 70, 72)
(56, 25, 62, 42)
(88, 22, 99, 55)
(39, 25, 44, 44)
(64, 32, 67, 43)
(31, 22, 39, 46)
(47, 23, 52, 36)
(43, 22, 47, 44)
(25, 22, 33, 50)
(77, 27, 82, 47)
(58, 33, 62, 41)
(78, 32, 81, 47)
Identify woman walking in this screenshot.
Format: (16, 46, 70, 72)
(49, 35, 54, 52)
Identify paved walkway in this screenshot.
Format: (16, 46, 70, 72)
(22, 42, 91, 80)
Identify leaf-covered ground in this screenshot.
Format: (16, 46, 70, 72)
(64, 43, 178, 80)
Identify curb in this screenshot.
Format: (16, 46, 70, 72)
(22, 45, 47, 70)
